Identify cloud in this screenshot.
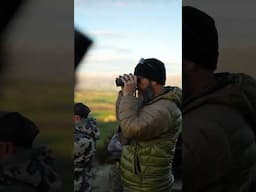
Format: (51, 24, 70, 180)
(84, 51, 132, 63)
(101, 45, 130, 52)
(79, 0, 177, 8)
(90, 30, 124, 38)
(77, 0, 145, 8)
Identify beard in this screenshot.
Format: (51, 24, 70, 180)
(138, 84, 155, 106)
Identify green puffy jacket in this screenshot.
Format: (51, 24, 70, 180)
(117, 87, 182, 192)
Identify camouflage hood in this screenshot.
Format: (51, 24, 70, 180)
(74, 118, 97, 138)
(147, 86, 182, 109)
(183, 73, 256, 129)
(0, 146, 61, 191)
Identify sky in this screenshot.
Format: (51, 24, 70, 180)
(74, 0, 181, 76)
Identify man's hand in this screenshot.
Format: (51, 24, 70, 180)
(121, 74, 137, 96)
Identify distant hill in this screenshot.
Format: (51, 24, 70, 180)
(75, 72, 182, 91)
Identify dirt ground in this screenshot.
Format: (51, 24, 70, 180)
(92, 164, 115, 192)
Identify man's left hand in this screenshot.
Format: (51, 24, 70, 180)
(121, 74, 137, 96)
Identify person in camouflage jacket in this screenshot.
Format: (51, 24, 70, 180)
(74, 103, 100, 192)
(0, 111, 62, 192)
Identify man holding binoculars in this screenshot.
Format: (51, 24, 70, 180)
(115, 58, 182, 192)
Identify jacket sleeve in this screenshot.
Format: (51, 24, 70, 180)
(115, 91, 122, 121)
(118, 95, 175, 140)
(91, 120, 100, 140)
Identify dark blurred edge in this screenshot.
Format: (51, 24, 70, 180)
(1, 0, 74, 191)
(182, 1, 256, 191)
(75, 29, 92, 69)
(0, 0, 26, 75)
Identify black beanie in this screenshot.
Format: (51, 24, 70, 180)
(134, 58, 166, 85)
(74, 103, 90, 118)
(0, 112, 39, 148)
(183, 6, 219, 70)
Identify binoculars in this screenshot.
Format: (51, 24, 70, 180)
(115, 77, 124, 87)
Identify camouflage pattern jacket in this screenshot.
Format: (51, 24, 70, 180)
(74, 118, 99, 192)
(0, 146, 62, 192)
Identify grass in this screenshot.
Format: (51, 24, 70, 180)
(75, 90, 117, 121)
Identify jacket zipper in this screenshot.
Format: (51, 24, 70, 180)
(134, 141, 141, 175)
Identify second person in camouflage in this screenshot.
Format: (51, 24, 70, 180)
(74, 103, 100, 192)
